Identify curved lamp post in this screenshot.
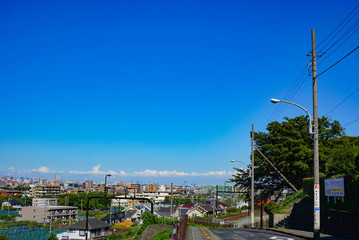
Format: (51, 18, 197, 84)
(231, 160, 254, 227)
(270, 98, 313, 134)
(270, 98, 320, 238)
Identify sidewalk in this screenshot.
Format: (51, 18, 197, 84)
(263, 228, 349, 240)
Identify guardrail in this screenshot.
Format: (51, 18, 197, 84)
(281, 189, 304, 208)
(170, 215, 188, 240)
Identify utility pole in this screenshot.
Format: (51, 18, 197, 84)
(251, 124, 255, 228)
(170, 183, 173, 220)
(311, 29, 321, 240)
(216, 185, 218, 215)
(212, 191, 216, 220)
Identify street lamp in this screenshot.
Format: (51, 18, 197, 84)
(104, 174, 111, 197)
(231, 160, 254, 228)
(270, 99, 313, 134)
(270, 98, 320, 237)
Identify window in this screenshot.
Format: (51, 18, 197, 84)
(79, 230, 86, 236)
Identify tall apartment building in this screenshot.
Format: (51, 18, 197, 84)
(84, 181, 93, 190)
(149, 184, 157, 192)
(30, 185, 61, 197)
(128, 183, 141, 193)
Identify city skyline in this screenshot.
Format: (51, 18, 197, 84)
(1, 0, 358, 185)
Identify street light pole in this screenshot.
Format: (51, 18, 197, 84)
(104, 174, 111, 197)
(270, 97, 319, 238)
(231, 159, 254, 227)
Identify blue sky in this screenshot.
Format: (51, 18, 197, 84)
(1, 0, 358, 185)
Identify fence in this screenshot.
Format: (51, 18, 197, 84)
(170, 214, 188, 240)
(0, 227, 65, 240)
(281, 189, 305, 208)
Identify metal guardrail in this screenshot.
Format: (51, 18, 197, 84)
(281, 189, 304, 208)
(170, 214, 188, 240)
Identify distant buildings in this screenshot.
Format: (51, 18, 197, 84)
(84, 180, 93, 190)
(0, 189, 22, 198)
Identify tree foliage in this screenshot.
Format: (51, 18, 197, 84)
(47, 232, 59, 240)
(229, 116, 352, 193)
(326, 139, 359, 177)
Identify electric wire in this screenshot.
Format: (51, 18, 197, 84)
(261, 3, 359, 132)
(324, 88, 359, 117)
(343, 118, 359, 127)
(317, 44, 359, 78)
(316, 3, 359, 51)
(318, 21, 359, 66)
(260, 63, 310, 131)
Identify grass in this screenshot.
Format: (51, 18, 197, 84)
(153, 229, 173, 240)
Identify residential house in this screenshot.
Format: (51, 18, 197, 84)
(124, 205, 147, 223)
(186, 204, 213, 218)
(101, 211, 125, 225)
(2, 200, 22, 208)
(56, 218, 111, 240)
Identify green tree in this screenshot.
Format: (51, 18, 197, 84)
(326, 141, 359, 177)
(0, 235, 9, 240)
(47, 231, 59, 240)
(229, 116, 345, 192)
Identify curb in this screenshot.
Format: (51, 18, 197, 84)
(260, 228, 311, 239)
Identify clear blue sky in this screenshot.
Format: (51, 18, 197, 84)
(1, 0, 358, 185)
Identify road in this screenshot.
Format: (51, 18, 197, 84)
(186, 227, 302, 240)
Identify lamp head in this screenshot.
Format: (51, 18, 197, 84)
(230, 160, 235, 162)
(270, 98, 281, 104)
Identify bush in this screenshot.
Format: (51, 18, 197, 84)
(153, 229, 173, 240)
(226, 207, 241, 214)
(263, 201, 281, 214)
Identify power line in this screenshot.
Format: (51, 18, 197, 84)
(317, 44, 359, 78)
(260, 63, 310, 131)
(317, 3, 359, 53)
(319, 17, 359, 63)
(343, 118, 359, 127)
(325, 88, 359, 116)
(318, 22, 359, 66)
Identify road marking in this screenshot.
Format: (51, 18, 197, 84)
(269, 236, 294, 240)
(200, 227, 211, 239)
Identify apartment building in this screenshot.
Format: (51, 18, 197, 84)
(30, 185, 61, 197)
(17, 206, 78, 224)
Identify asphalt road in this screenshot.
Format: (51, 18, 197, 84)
(209, 228, 303, 240)
(187, 226, 220, 240)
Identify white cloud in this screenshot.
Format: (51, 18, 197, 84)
(69, 164, 129, 177)
(69, 165, 234, 178)
(23, 166, 63, 174)
(8, 167, 15, 173)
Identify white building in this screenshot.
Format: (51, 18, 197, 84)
(57, 218, 111, 240)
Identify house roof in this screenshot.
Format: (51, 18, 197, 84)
(187, 204, 213, 215)
(68, 218, 111, 230)
(125, 210, 137, 219)
(155, 210, 171, 217)
(8, 200, 22, 206)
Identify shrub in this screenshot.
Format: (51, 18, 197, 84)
(226, 207, 241, 214)
(263, 201, 281, 214)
